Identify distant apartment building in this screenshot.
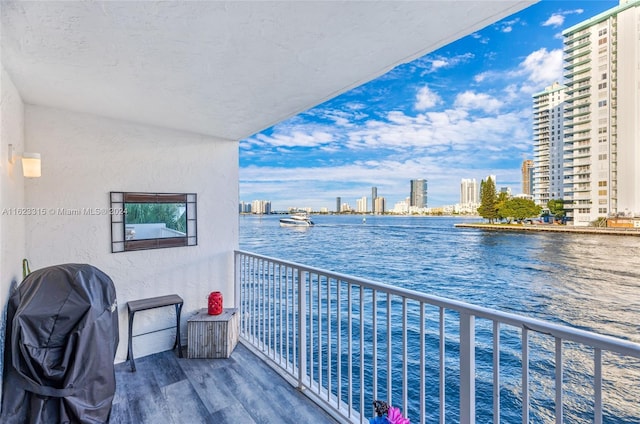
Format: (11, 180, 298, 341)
(288, 206, 312, 214)
(460, 178, 478, 204)
(251, 200, 271, 214)
(562, 0, 640, 225)
(356, 196, 368, 213)
(371, 187, 378, 214)
(336, 197, 341, 213)
(532, 82, 565, 208)
(410, 179, 428, 208)
(521, 159, 534, 196)
(374, 196, 386, 214)
(392, 198, 410, 214)
(459, 178, 479, 214)
(239, 201, 252, 213)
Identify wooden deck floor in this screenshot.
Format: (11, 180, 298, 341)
(110, 342, 339, 423)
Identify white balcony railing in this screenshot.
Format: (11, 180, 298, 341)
(235, 250, 640, 424)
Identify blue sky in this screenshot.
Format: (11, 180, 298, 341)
(240, 1, 618, 211)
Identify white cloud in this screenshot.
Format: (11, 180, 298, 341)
(503, 84, 520, 101)
(415, 85, 441, 110)
(496, 18, 522, 33)
(342, 106, 527, 159)
(253, 130, 334, 148)
(454, 91, 503, 113)
(542, 14, 565, 27)
(305, 106, 369, 126)
(414, 53, 475, 75)
(519, 48, 563, 86)
(474, 72, 489, 83)
(543, 9, 585, 28)
(346, 102, 367, 111)
(440, 53, 473, 67)
(469, 48, 563, 94)
(470, 32, 490, 44)
(321, 110, 356, 127)
(387, 111, 415, 125)
(431, 59, 449, 70)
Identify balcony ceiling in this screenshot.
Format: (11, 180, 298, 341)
(1, 1, 535, 141)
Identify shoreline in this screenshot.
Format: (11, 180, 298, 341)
(454, 223, 640, 236)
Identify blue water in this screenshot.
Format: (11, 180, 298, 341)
(239, 214, 640, 422)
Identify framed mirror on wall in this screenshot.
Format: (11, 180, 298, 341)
(110, 192, 197, 253)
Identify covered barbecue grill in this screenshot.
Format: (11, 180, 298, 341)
(1, 263, 119, 423)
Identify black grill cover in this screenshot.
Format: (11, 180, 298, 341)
(1, 264, 119, 424)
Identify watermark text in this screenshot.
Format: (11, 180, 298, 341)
(1, 207, 126, 216)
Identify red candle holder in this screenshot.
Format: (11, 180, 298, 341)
(208, 291, 223, 315)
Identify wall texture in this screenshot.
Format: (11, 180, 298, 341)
(23, 105, 238, 362)
(0, 66, 26, 291)
(0, 65, 27, 401)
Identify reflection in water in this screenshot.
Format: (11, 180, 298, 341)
(530, 234, 640, 343)
(240, 214, 640, 422)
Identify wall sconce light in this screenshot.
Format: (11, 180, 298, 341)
(8, 144, 41, 178)
(22, 153, 41, 178)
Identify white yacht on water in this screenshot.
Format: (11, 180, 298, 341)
(279, 212, 314, 227)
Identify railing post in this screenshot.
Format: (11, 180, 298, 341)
(297, 268, 307, 390)
(493, 321, 501, 424)
(440, 308, 446, 424)
(594, 348, 603, 424)
(460, 312, 475, 424)
(522, 328, 529, 424)
(555, 338, 563, 424)
(234, 251, 241, 309)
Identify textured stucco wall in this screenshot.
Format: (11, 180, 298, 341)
(0, 65, 27, 402)
(23, 105, 239, 362)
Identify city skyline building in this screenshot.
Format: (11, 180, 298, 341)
(562, 0, 640, 225)
(410, 179, 428, 208)
(374, 197, 386, 215)
(458, 178, 479, 214)
(460, 178, 478, 205)
(521, 159, 534, 196)
(251, 200, 272, 214)
(356, 196, 368, 213)
(239, 201, 251, 213)
(392, 197, 410, 214)
(336, 196, 341, 213)
(532, 81, 565, 207)
(371, 187, 378, 214)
